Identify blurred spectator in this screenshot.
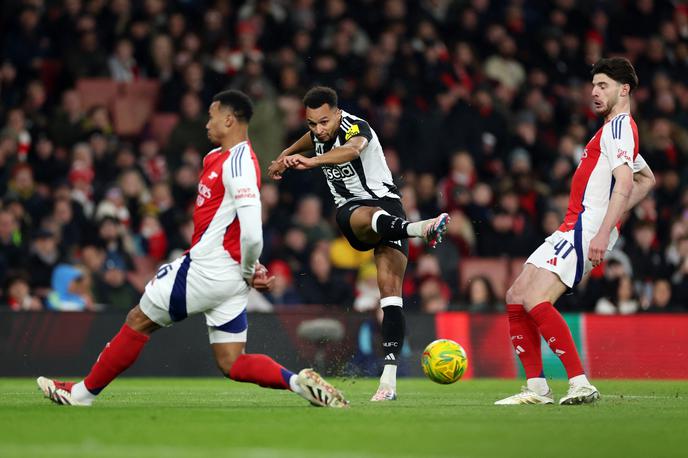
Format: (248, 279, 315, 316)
(46, 264, 94, 311)
(263, 260, 302, 306)
(292, 195, 334, 245)
(2, 274, 42, 311)
(464, 275, 501, 313)
(353, 262, 380, 313)
(0, 209, 27, 279)
(27, 228, 63, 298)
(643, 278, 680, 313)
(297, 249, 353, 308)
(165, 92, 212, 169)
(595, 275, 640, 315)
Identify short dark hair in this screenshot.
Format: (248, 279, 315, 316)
(212, 90, 253, 122)
(303, 86, 338, 109)
(590, 57, 639, 92)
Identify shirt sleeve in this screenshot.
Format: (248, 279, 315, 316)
(223, 146, 261, 208)
(632, 153, 648, 173)
(343, 118, 373, 143)
(601, 115, 635, 171)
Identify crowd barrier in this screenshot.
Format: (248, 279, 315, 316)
(2, 310, 687, 379)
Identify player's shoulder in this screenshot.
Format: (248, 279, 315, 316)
(340, 110, 372, 141)
(604, 113, 632, 140)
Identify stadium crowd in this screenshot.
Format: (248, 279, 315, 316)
(1, 0, 687, 314)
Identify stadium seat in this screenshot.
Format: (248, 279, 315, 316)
(76, 78, 121, 111)
(123, 80, 160, 105)
(113, 95, 155, 137)
(148, 113, 179, 147)
(460, 258, 509, 298)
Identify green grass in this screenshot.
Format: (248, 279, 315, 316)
(1, 378, 686, 458)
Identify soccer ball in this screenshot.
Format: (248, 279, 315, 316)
(421, 339, 468, 384)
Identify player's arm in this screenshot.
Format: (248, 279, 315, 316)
(626, 156, 655, 211)
(589, 117, 637, 267)
(283, 120, 373, 170)
(267, 132, 315, 180)
(284, 136, 368, 169)
(227, 152, 274, 290)
(589, 164, 633, 267)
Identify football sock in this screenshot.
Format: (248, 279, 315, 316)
(83, 324, 150, 396)
(507, 303, 544, 380)
(372, 210, 411, 240)
(526, 377, 550, 396)
(228, 354, 293, 390)
(569, 374, 591, 388)
(380, 364, 397, 389)
(380, 298, 404, 388)
(529, 301, 585, 379)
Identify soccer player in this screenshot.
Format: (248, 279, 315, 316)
(37, 90, 348, 408)
(267, 87, 449, 401)
(496, 58, 655, 405)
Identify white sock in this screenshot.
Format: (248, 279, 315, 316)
(379, 364, 397, 390)
(289, 374, 304, 394)
(526, 377, 550, 396)
(71, 381, 96, 405)
(405, 221, 425, 237)
(371, 210, 390, 234)
(569, 374, 591, 387)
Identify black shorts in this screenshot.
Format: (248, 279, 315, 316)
(335, 197, 409, 256)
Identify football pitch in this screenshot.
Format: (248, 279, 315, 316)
(1, 378, 685, 458)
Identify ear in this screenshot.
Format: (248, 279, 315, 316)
(224, 112, 234, 128)
(620, 83, 630, 98)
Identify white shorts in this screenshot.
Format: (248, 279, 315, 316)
(526, 229, 618, 288)
(139, 254, 249, 344)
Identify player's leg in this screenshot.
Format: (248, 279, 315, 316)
(209, 313, 348, 408)
(494, 263, 552, 404)
(370, 244, 407, 401)
(521, 268, 599, 405)
(37, 305, 159, 406)
(348, 203, 450, 248)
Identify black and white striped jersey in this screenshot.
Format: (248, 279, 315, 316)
(311, 110, 400, 207)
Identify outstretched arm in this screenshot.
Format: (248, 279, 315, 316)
(282, 136, 368, 170)
(267, 132, 315, 180)
(626, 164, 656, 211)
(588, 164, 633, 267)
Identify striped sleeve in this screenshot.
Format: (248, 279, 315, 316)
(341, 117, 373, 142)
(601, 114, 634, 171)
(223, 144, 261, 208)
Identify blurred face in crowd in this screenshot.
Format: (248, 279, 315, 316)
(305, 103, 341, 142)
(591, 73, 629, 118)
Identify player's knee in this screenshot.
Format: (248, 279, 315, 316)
(125, 306, 159, 335)
(505, 283, 523, 305)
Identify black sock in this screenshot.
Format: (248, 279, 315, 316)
(381, 305, 405, 364)
(373, 212, 410, 240)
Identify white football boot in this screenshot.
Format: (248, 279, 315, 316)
(494, 386, 554, 405)
(296, 369, 349, 408)
(36, 377, 91, 407)
(559, 383, 600, 405)
(370, 385, 397, 402)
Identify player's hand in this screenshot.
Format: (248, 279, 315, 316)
(268, 158, 287, 180)
(587, 232, 609, 268)
(283, 154, 317, 170)
(248, 263, 275, 292)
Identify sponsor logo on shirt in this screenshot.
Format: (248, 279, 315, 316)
(235, 187, 257, 200)
(617, 148, 631, 161)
